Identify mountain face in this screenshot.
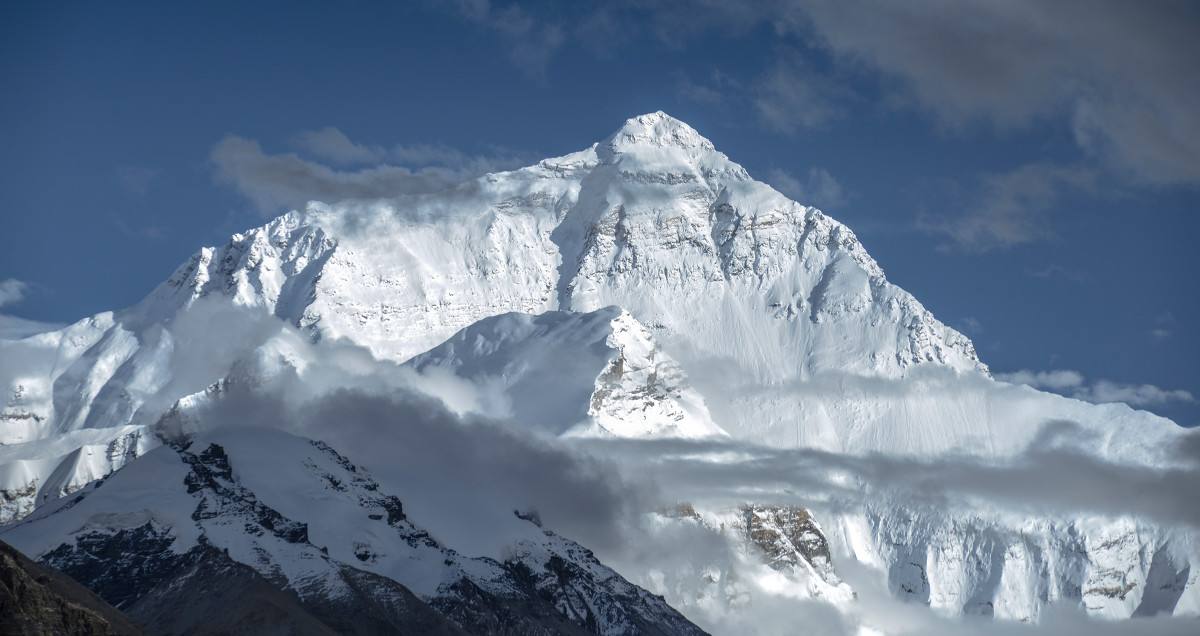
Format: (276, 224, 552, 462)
(2, 427, 706, 636)
(406, 307, 725, 439)
(0, 112, 1194, 631)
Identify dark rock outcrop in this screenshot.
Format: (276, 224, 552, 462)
(0, 538, 140, 636)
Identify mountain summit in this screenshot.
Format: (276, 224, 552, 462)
(599, 111, 726, 164)
(605, 111, 715, 150)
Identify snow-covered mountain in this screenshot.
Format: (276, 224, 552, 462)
(0, 110, 972, 521)
(406, 307, 725, 439)
(1, 426, 704, 635)
(0, 111, 1193, 631)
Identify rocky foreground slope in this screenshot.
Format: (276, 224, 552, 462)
(0, 538, 139, 635)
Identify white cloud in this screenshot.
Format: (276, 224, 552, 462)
(0, 279, 28, 309)
(0, 314, 64, 340)
(1084, 381, 1195, 407)
(997, 368, 1194, 407)
(0, 280, 64, 340)
(996, 369, 1085, 391)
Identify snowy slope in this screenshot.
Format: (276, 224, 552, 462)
(1, 426, 706, 635)
(406, 307, 725, 439)
(626, 499, 1199, 631)
(823, 502, 1200, 622)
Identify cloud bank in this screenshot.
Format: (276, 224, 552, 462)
(998, 369, 1195, 407)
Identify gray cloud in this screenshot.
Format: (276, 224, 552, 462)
(290, 127, 386, 165)
(211, 135, 454, 214)
(290, 126, 530, 172)
(918, 163, 1096, 251)
(784, 0, 1200, 185)
(997, 369, 1196, 407)
(211, 132, 531, 215)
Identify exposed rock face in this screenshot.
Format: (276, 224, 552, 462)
(646, 502, 855, 612)
(0, 538, 140, 636)
(740, 505, 840, 588)
(3, 428, 708, 636)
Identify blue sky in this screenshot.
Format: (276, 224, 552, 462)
(1, 1, 1197, 424)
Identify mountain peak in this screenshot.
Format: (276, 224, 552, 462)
(602, 111, 715, 154)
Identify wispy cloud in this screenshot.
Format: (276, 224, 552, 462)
(753, 55, 845, 134)
(0, 279, 63, 339)
(954, 316, 984, 336)
(1150, 312, 1177, 342)
(212, 129, 533, 215)
(996, 368, 1195, 407)
(291, 127, 386, 165)
(675, 69, 740, 106)
(767, 166, 847, 210)
(579, 418, 1200, 532)
(1027, 263, 1089, 283)
(115, 165, 159, 196)
(0, 279, 28, 309)
(447, 0, 564, 79)
(918, 163, 1095, 252)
